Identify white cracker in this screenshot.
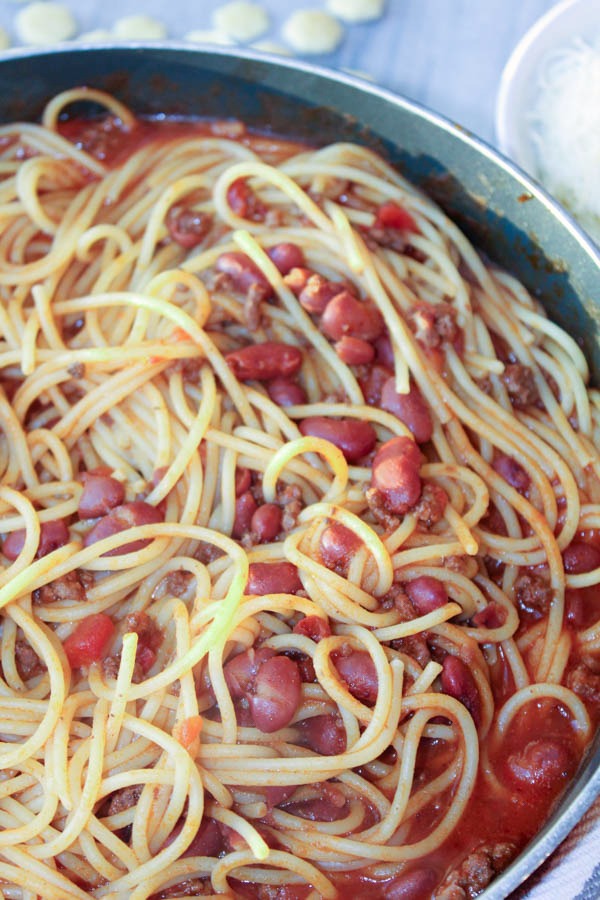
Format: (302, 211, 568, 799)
(342, 67, 376, 81)
(326, 0, 385, 23)
(15, 1, 76, 45)
(184, 29, 236, 46)
(113, 14, 167, 41)
(282, 10, 343, 54)
(251, 39, 292, 56)
(212, 1, 270, 43)
(76, 29, 112, 43)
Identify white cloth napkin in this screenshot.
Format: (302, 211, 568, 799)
(515, 796, 600, 898)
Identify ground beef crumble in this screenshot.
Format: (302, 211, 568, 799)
(501, 362, 539, 409)
(106, 784, 142, 816)
(391, 633, 432, 669)
(365, 487, 401, 530)
(514, 572, 551, 619)
(277, 482, 303, 532)
(103, 611, 163, 683)
(194, 541, 225, 564)
(34, 569, 88, 605)
(244, 281, 270, 331)
(567, 663, 600, 704)
(414, 482, 448, 528)
(434, 842, 515, 899)
(152, 569, 194, 601)
(15, 639, 45, 680)
(410, 302, 460, 349)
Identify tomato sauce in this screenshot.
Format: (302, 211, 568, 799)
(57, 114, 307, 168)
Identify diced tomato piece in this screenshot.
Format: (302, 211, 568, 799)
(376, 200, 418, 232)
(63, 613, 115, 668)
(171, 326, 192, 342)
(173, 715, 203, 752)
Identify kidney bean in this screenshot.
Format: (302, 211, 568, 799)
(298, 274, 345, 314)
(78, 473, 125, 519)
(166, 205, 212, 249)
(563, 540, 600, 574)
(441, 655, 481, 728)
(246, 561, 303, 595)
(186, 816, 226, 856)
(232, 701, 255, 728)
(234, 467, 252, 497)
(251, 503, 282, 542)
(226, 177, 266, 221)
(38, 520, 71, 556)
(298, 416, 376, 463)
(298, 713, 346, 756)
(371, 436, 422, 515)
(375, 200, 418, 233)
(262, 784, 299, 808)
(380, 377, 433, 443)
(224, 647, 276, 698)
(382, 868, 438, 900)
(375, 334, 395, 369)
(83, 501, 163, 556)
(250, 654, 302, 733)
(86, 464, 113, 477)
(232, 491, 257, 539)
(493, 453, 530, 493)
(284, 796, 348, 822)
(3, 518, 69, 561)
(164, 816, 224, 858)
(296, 653, 317, 683)
(335, 335, 375, 365)
(267, 242, 305, 275)
(215, 251, 271, 295)
(404, 575, 448, 614)
(333, 649, 378, 705)
(359, 364, 393, 406)
(293, 615, 331, 642)
(321, 291, 384, 342)
(320, 522, 362, 572)
(266, 376, 307, 407)
(225, 341, 303, 382)
(566, 589, 586, 628)
(506, 738, 573, 790)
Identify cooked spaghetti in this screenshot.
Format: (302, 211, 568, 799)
(0, 87, 599, 900)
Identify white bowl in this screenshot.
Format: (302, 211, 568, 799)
(495, 0, 600, 173)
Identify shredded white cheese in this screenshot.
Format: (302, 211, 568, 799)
(530, 37, 600, 243)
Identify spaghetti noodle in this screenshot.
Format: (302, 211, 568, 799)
(0, 87, 598, 899)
